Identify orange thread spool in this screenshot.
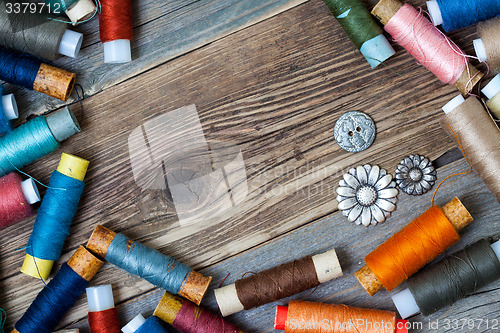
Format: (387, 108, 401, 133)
(274, 300, 408, 333)
(365, 206, 459, 291)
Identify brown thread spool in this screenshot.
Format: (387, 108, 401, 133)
(441, 95, 500, 204)
(475, 17, 500, 72)
(86, 225, 211, 305)
(33, 63, 76, 101)
(371, 0, 483, 95)
(355, 197, 472, 296)
(214, 248, 343, 316)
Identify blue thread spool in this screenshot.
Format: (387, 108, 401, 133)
(0, 107, 80, 177)
(87, 225, 212, 305)
(122, 314, 171, 333)
(427, 0, 500, 32)
(0, 46, 76, 100)
(15, 246, 103, 333)
(21, 153, 89, 280)
(0, 85, 18, 136)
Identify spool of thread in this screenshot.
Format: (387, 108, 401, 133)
(441, 95, 500, 204)
(86, 285, 121, 333)
(392, 238, 500, 318)
(214, 248, 343, 316)
(121, 314, 170, 333)
(355, 197, 473, 296)
(154, 291, 245, 333)
(321, 0, 395, 68)
(0, 173, 40, 228)
(274, 300, 408, 333)
(0, 10, 83, 60)
(371, 0, 483, 95)
(426, 0, 500, 32)
(482, 74, 500, 119)
(0, 46, 76, 100)
(474, 17, 500, 72)
(0, 107, 81, 177)
(46, 0, 97, 24)
(13, 245, 104, 333)
(21, 153, 89, 280)
(86, 225, 212, 305)
(99, 0, 133, 63)
(0, 85, 18, 136)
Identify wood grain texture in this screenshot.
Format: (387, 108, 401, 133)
(0, 0, 497, 332)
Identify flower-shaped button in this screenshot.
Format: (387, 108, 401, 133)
(336, 165, 398, 226)
(395, 155, 437, 195)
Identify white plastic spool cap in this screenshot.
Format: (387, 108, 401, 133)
(442, 94, 465, 114)
(86, 285, 115, 312)
(491, 240, 500, 262)
(2, 94, 18, 120)
(391, 288, 420, 319)
(122, 314, 146, 333)
(482, 74, 500, 100)
(21, 178, 40, 205)
(104, 40, 132, 64)
(426, 1, 443, 26)
(473, 39, 487, 63)
(59, 30, 83, 58)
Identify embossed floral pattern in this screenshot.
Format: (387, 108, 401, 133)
(395, 155, 437, 195)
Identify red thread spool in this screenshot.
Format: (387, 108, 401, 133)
(86, 285, 121, 333)
(98, 0, 133, 63)
(0, 173, 40, 228)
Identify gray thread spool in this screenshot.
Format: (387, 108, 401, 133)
(0, 9, 82, 60)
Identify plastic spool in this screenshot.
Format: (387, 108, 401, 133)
(46, 107, 81, 142)
(482, 74, 500, 100)
(86, 285, 115, 312)
(21, 178, 41, 205)
(2, 93, 18, 120)
(121, 314, 146, 333)
(360, 34, 396, 68)
(58, 30, 84, 58)
(392, 239, 500, 318)
(442, 94, 465, 114)
(426, 1, 443, 26)
(473, 39, 487, 62)
(66, 0, 96, 23)
(104, 40, 132, 64)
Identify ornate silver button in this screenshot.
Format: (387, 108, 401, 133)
(395, 155, 437, 195)
(334, 111, 376, 153)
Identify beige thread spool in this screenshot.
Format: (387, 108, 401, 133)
(474, 17, 500, 73)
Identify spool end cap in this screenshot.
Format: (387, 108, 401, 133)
(57, 153, 89, 181)
(21, 178, 40, 204)
(20, 254, 54, 280)
(391, 288, 420, 319)
(86, 284, 115, 312)
(395, 319, 409, 333)
(442, 94, 465, 114)
(490, 240, 500, 262)
(360, 34, 396, 69)
(473, 39, 487, 63)
(122, 314, 146, 333)
(59, 29, 83, 58)
(426, 1, 443, 26)
(482, 74, 500, 100)
(274, 305, 288, 330)
(46, 107, 81, 143)
(104, 40, 132, 64)
(2, 94, 18, 120)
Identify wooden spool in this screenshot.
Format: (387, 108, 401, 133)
(33, 63, 76, 101)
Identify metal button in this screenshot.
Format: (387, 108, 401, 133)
(334, 111, 376, 153)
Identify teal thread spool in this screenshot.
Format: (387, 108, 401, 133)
(45, 0, 97, 24)
(0, 107, 80, 177)
(322, 0, 395, 67)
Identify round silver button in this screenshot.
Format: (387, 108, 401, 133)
(334, 111, 376, 153)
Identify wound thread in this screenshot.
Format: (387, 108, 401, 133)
(0, 173, 34, 228)
(99, 0, 133, 43)
(437, 0, 500, 32)
(384, 4, 468, 85)
(135, 316, 170, 333)
(477, 17, 500, 72)
(408, 239, 500, 316)
(88, 308, 121, 333)
(365, 206, 460, 291)
(0, 45, 40, 90)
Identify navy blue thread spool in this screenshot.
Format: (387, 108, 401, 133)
(122, 314, 171, 333)
(0, 107, 80, 177)
(0, 46, 76, 100)
(86, 225, 212, 305)
(14, 246, 103, 333)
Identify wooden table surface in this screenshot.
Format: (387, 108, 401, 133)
(1, 0, 499, 332)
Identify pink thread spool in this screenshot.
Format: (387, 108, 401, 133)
(371, 0, 483, 95)
(0, 173, 40, 228)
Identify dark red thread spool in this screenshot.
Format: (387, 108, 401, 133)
(98, 0, 133, 63)
(87, 285, 121, 333)
(0, 173, 40, 228)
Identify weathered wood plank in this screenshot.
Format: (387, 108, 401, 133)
(64, 158, 500, 333)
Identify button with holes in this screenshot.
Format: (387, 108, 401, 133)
(334, 111, 376, 153)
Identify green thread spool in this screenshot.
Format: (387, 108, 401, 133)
(322, 0, 395, 68)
